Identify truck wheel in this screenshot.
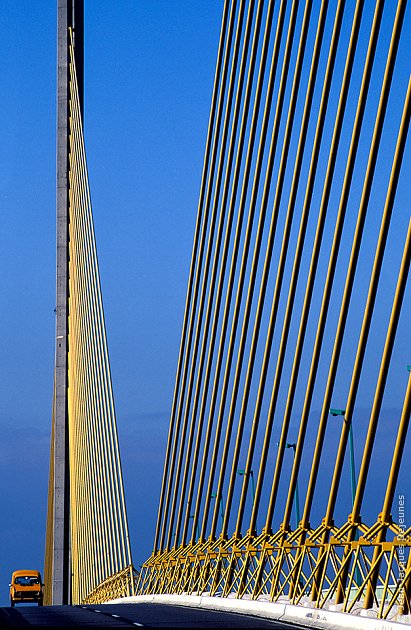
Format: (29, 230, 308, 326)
(10, 601, 15, 608)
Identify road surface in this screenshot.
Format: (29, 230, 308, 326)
(0, 602, 308, 627)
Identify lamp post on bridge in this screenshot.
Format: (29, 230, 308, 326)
(188, 515, 200, 542)
(284, 443, 301, 529)
(329, 407, 361, 586)
(237, 468, 256, 502)
(329, 408, 357, 507)
(210, 492, 225, 531)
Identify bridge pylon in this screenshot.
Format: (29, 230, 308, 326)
(44, 0, 133, 605)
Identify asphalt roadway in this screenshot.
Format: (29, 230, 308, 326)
(0, 602, 308, 627)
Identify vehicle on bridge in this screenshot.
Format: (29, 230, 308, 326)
(9, 570, 43, 607)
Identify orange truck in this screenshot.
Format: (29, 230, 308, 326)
(9, 570, 43, 607)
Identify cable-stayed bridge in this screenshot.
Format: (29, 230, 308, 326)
(44, 0, 411, 625)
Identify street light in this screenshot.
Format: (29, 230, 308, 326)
(188, 514, 200, 541)
(284, 442, 301, 528)
(329, 407, 360, 586)
(210, 492, 224, 529)
(237, 468, 255, 502)
(329, 408, 356, 506)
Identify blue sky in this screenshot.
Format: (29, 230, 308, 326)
(0, 0, 410, 609)
(0, 0, 222, 604)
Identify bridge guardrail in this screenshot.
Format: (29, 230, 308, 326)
(82, 565, 138, 605)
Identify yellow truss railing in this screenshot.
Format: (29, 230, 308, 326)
(137, 524, 411, 620)
(83, 565, 138, 605)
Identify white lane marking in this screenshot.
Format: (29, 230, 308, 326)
(90, 606, 143, 626)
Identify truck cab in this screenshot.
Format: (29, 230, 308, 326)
(9, 570, 43, 607)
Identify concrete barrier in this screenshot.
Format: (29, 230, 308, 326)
(104, 593, 411, 628)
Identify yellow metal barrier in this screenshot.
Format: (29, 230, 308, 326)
(83, 565, 138, 605)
